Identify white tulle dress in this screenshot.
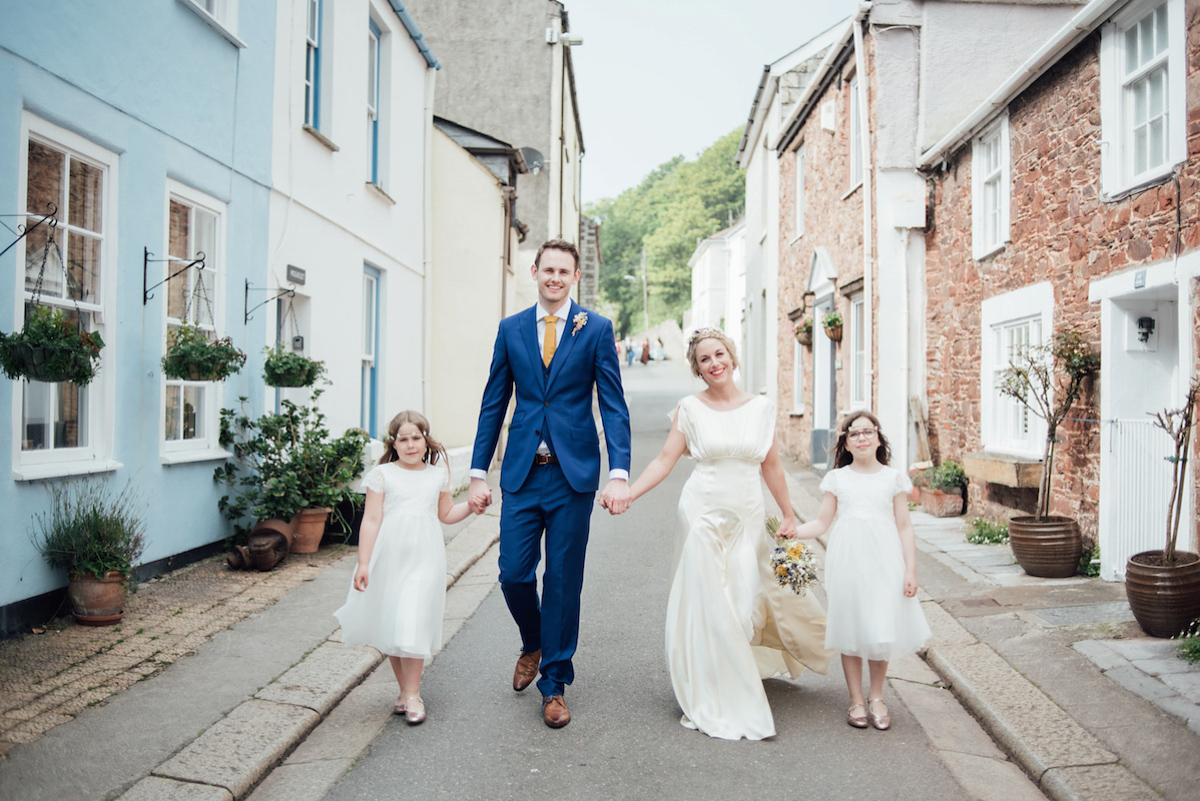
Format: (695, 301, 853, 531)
(334, 462, 448, 659)
(667, 395, 833, 741)
(819, 465, 931, 661)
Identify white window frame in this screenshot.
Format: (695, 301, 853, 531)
(161, 181, 229, 462)
(1099, 0, 1185, 197)
(11, 113, 120, 480)
(791, 338, 805, 416)
(793, 144, 805, 240)
(361, 269, 379, 434)
(972, 112, 1010, 260)
(849, 75, 862, 189)
(981, 282, 1054, 458)
(177, 0, 245, 48)
(367, 19, 382, 186)
(304, 0, 322, 129)
(850, 294, 866, 408)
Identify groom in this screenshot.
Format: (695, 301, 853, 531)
(468, 238, 632, 729)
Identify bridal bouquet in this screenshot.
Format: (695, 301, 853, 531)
(766, 516, 819, 596)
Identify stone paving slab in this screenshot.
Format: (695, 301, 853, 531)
(254, 642, 381, 715)
(1027, 602, 1135, 627)
(152, 699, 320, 799)
(120, 775, 235, 801)
(1040, 764, 1163, 801)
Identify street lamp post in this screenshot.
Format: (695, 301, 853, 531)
(624, 246, 649, 335)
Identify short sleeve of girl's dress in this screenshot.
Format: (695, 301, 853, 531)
(362, 465, 387, 494)
(819, 468, 838, 497)
(442, 463, 452, 493)
(893, 467, 914, 496)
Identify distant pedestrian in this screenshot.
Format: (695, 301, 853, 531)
(640, 339, 651, 365)
(789, 411, 931, 732)
(334, 411, 483, 725)
(625, 337, 635, 367)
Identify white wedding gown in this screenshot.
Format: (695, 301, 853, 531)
(667, 395, 833, 740)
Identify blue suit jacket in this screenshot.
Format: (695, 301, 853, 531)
(471, 301, 631, 494)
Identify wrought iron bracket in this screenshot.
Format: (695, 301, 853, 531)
(144, 247, 205, 305)
(0, 203, 58, 261)
(245, 279, 296, 324)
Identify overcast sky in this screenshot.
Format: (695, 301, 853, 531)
(565, 0, 855, 205)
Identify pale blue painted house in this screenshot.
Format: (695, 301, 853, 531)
(0, 1, 277, 636)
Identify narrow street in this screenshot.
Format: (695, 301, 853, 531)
(322, 362, 973, 801)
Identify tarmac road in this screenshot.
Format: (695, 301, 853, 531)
(321, 362, 974, 801)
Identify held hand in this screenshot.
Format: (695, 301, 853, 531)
(775, 517, 798, 540)
(352, 564, 369, 592)
(600, 479, 631, 515)
(468, 478, 492, 514)
(903, 569, 918, 598)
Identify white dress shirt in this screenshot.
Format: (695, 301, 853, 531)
(470, 300, 628, 483)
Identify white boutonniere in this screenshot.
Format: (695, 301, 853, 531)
(572, 311, 588, 336)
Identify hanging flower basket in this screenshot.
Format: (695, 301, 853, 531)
(161, 322, 246, 381)
(792, 318, 813, 347)
(822, 311, 844, 343)
(263, 346, 326, 388)
(0, 305, 105, 385)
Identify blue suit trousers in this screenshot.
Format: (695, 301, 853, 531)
(499, 460, 594, 697)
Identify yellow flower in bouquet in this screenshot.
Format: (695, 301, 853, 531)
(766, 516, 819, 595)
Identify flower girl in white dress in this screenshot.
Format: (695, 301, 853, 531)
(334, 411, 480, 725)
(791, 411, 930, 731)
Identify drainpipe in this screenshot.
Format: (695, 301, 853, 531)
(853, 2, 873, 410)
(421, 65, 436, 414)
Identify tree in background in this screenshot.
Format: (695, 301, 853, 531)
(587, 128, 745, 336)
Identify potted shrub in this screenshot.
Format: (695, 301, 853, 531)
(792, 318, 813, 347)
(0, 305, 105, 385)
(31, 478, 146, 626)
(161, 322, 246, 381)
(1125, 377, 1200, 637)
(919, 460, 968, 517)
(999, 329, 1100, 578)
(263, 345, 326, 388)
(215, 389, 369, 553)
(822, 310, 843, 342)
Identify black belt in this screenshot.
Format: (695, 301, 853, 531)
(533, 453, 558, 466)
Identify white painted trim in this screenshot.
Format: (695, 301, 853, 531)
(12, 112, 119, 476)
(980, 282, 1054, 457)
(177, 0, 246, 48)
(160, 179, 229, 457)
(1098, 0, 1185, 198)
(12, 459, 124, 482)
(161, 447, 233, 465)
(972, 112, 1011, 261)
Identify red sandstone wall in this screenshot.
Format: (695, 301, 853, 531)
(924, 14, 1200, 542)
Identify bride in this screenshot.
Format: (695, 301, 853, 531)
(628, 327, 833, 740)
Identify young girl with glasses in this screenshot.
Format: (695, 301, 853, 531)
(788, 410, 930, 731)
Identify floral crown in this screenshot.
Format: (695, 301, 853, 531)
(687, 326, 727, 350)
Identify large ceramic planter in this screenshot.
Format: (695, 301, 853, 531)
(68, 571, 127, 626)
(1125, 550, 1200, 638)
(920, 487, 964, 517)
(1008, 516, 1082, 578)
(290, 507, 330, 554)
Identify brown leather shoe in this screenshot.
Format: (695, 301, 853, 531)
(542, 694, 570, 728)
(513, 649, 541, 692)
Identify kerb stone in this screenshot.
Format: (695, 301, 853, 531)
(154, 699, 319, 798)
(255, 643, 380, 715)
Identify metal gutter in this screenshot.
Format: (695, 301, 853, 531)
(736, 65, 772, 166)
(387, 0, 441, 69)
(917, 0, 1123, 168)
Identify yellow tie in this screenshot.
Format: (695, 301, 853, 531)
(542, 315, 558, 367)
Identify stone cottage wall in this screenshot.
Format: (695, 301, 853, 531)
(924, 22, 1200, 545)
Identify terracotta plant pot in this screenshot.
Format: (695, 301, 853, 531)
(1008, 516, 1082, 578)
(290, 507, 330, 554)
(68, 571, 127, 626)
(920, 487, 964, 517)
(1125, 550, 1200, 638)
(246, 518, 294, 570)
